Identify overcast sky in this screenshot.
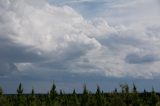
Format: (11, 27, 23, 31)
(0, 0, 160, 93)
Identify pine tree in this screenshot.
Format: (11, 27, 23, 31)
(16, 83, 25, 106)
(0, 87, 9, 106)
(0, 87, 2, 96)
(120, 84, 131, 106)
(95, 85, 104, 106)
(110, 95, 125, 106)
(81, 84, 89, 106)
(131, 83, 140, 106)
(29, 88, 36, 106)
(50, 82, 57, 100)
(59, 89, 63, 96)
(114, 88, 118, 94)
(132, 83, 137, 93)
(142, 89, 148, 105)
(17, 83, 23, 95)
(49, 82, 58, 106)
(46, 92, 51, 106)
(88, 95, 96, 106)
(71, 89, 80, 106)
(149, 87, 159, 106)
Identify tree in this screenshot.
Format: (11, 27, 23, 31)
(71, 89, 80, 106)
(114, 88, 118, 94)
(132, 83, 137, 93)
(149, 87, 159, 106)
(110, 95, 126, 106)
(59, 89, 63, 96)
(17, 83, 23, 95)
(95, 85, 104, 106)
(142, 89, 148, 105)
(29, 88, 36, 106)
(0, 87, 2, 96)
(120, 84, 131, 106)
(49, 82, 58, 106)
(16, 83, 25, 106)
(0, 87, 9, 106)
(131, 83, 140, 106)
(50, 82, 57, 100)
(81, 84, 89, 106)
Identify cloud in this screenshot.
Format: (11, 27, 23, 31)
(125, 53, 159, 64)
(0, 62, 18, 76)
(103, 0, 160, 25)
(0, 0, 103, 76)
(0, 37, 45, 76)
(0, 0, 160, 79)
(0, 38, 45, 62)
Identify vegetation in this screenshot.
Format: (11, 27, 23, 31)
(1, 83, 160, 106)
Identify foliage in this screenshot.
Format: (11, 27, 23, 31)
(0, 83, 160, 106)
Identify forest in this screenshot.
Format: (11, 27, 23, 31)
(0, 83, 160, 106)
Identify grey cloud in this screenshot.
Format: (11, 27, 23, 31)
(0, 62, 18, 76)
(1, 0, 160, 79)
(99, 35, 142, 47)
(0, 37, 46, 76)
(0, 38, 45, 63)
(146, 26, 160, 37)
(0, 0, 101, 76)
(125, 53, 159, 64)
(35, 42, 98, 71)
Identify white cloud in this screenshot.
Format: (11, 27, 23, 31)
(0, 0, 160, 79)
(103, 0, 160, 25)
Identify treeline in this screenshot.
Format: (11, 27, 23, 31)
(0, 83, 160, 106)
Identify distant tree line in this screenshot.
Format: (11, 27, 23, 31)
(0, 83, 160, 106)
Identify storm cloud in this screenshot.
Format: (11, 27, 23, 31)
(0, 0, 160, 79)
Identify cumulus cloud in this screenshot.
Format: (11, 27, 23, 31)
(0, 0, 160, 79)
(0, 0, 103, 76)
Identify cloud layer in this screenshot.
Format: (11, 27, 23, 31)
(0, 0, 160, 79)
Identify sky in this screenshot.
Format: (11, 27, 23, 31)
(0, 0, 160, 93)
